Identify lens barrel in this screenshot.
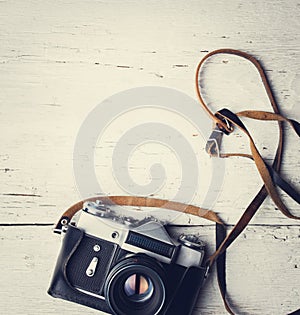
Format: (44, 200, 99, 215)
(104, 254, 166, 315)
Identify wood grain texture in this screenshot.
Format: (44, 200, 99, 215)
(0, 0, 299, 314)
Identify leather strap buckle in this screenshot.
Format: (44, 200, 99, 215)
(215, 112, 234, 135)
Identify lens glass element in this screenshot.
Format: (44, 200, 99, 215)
(124, 274, 154, 302)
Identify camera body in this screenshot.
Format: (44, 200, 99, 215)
(48, 201, 207, 315)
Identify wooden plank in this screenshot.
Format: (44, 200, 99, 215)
(0, 225, 299, 315)
(0, 0, 299, 225)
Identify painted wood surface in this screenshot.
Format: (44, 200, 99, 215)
(0, 1, 299, 314)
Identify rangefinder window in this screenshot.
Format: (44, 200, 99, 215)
(126, 231, 175, 258)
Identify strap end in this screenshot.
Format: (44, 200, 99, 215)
(205, 126, 224, 157)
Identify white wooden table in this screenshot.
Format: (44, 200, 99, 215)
(1, 1, 299, 314)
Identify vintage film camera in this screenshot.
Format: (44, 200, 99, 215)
(48, 201, 208, 315)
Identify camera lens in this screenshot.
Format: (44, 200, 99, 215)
(104, 255, 166, 315)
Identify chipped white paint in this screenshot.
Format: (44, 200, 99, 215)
(0, 0, 299, 314)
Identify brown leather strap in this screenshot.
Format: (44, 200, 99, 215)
(195, 49, 299, 314)
(195, 50, 300, 263)
(54, 195, 224, 232)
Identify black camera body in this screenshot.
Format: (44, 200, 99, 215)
(48, 201, 207, 315)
